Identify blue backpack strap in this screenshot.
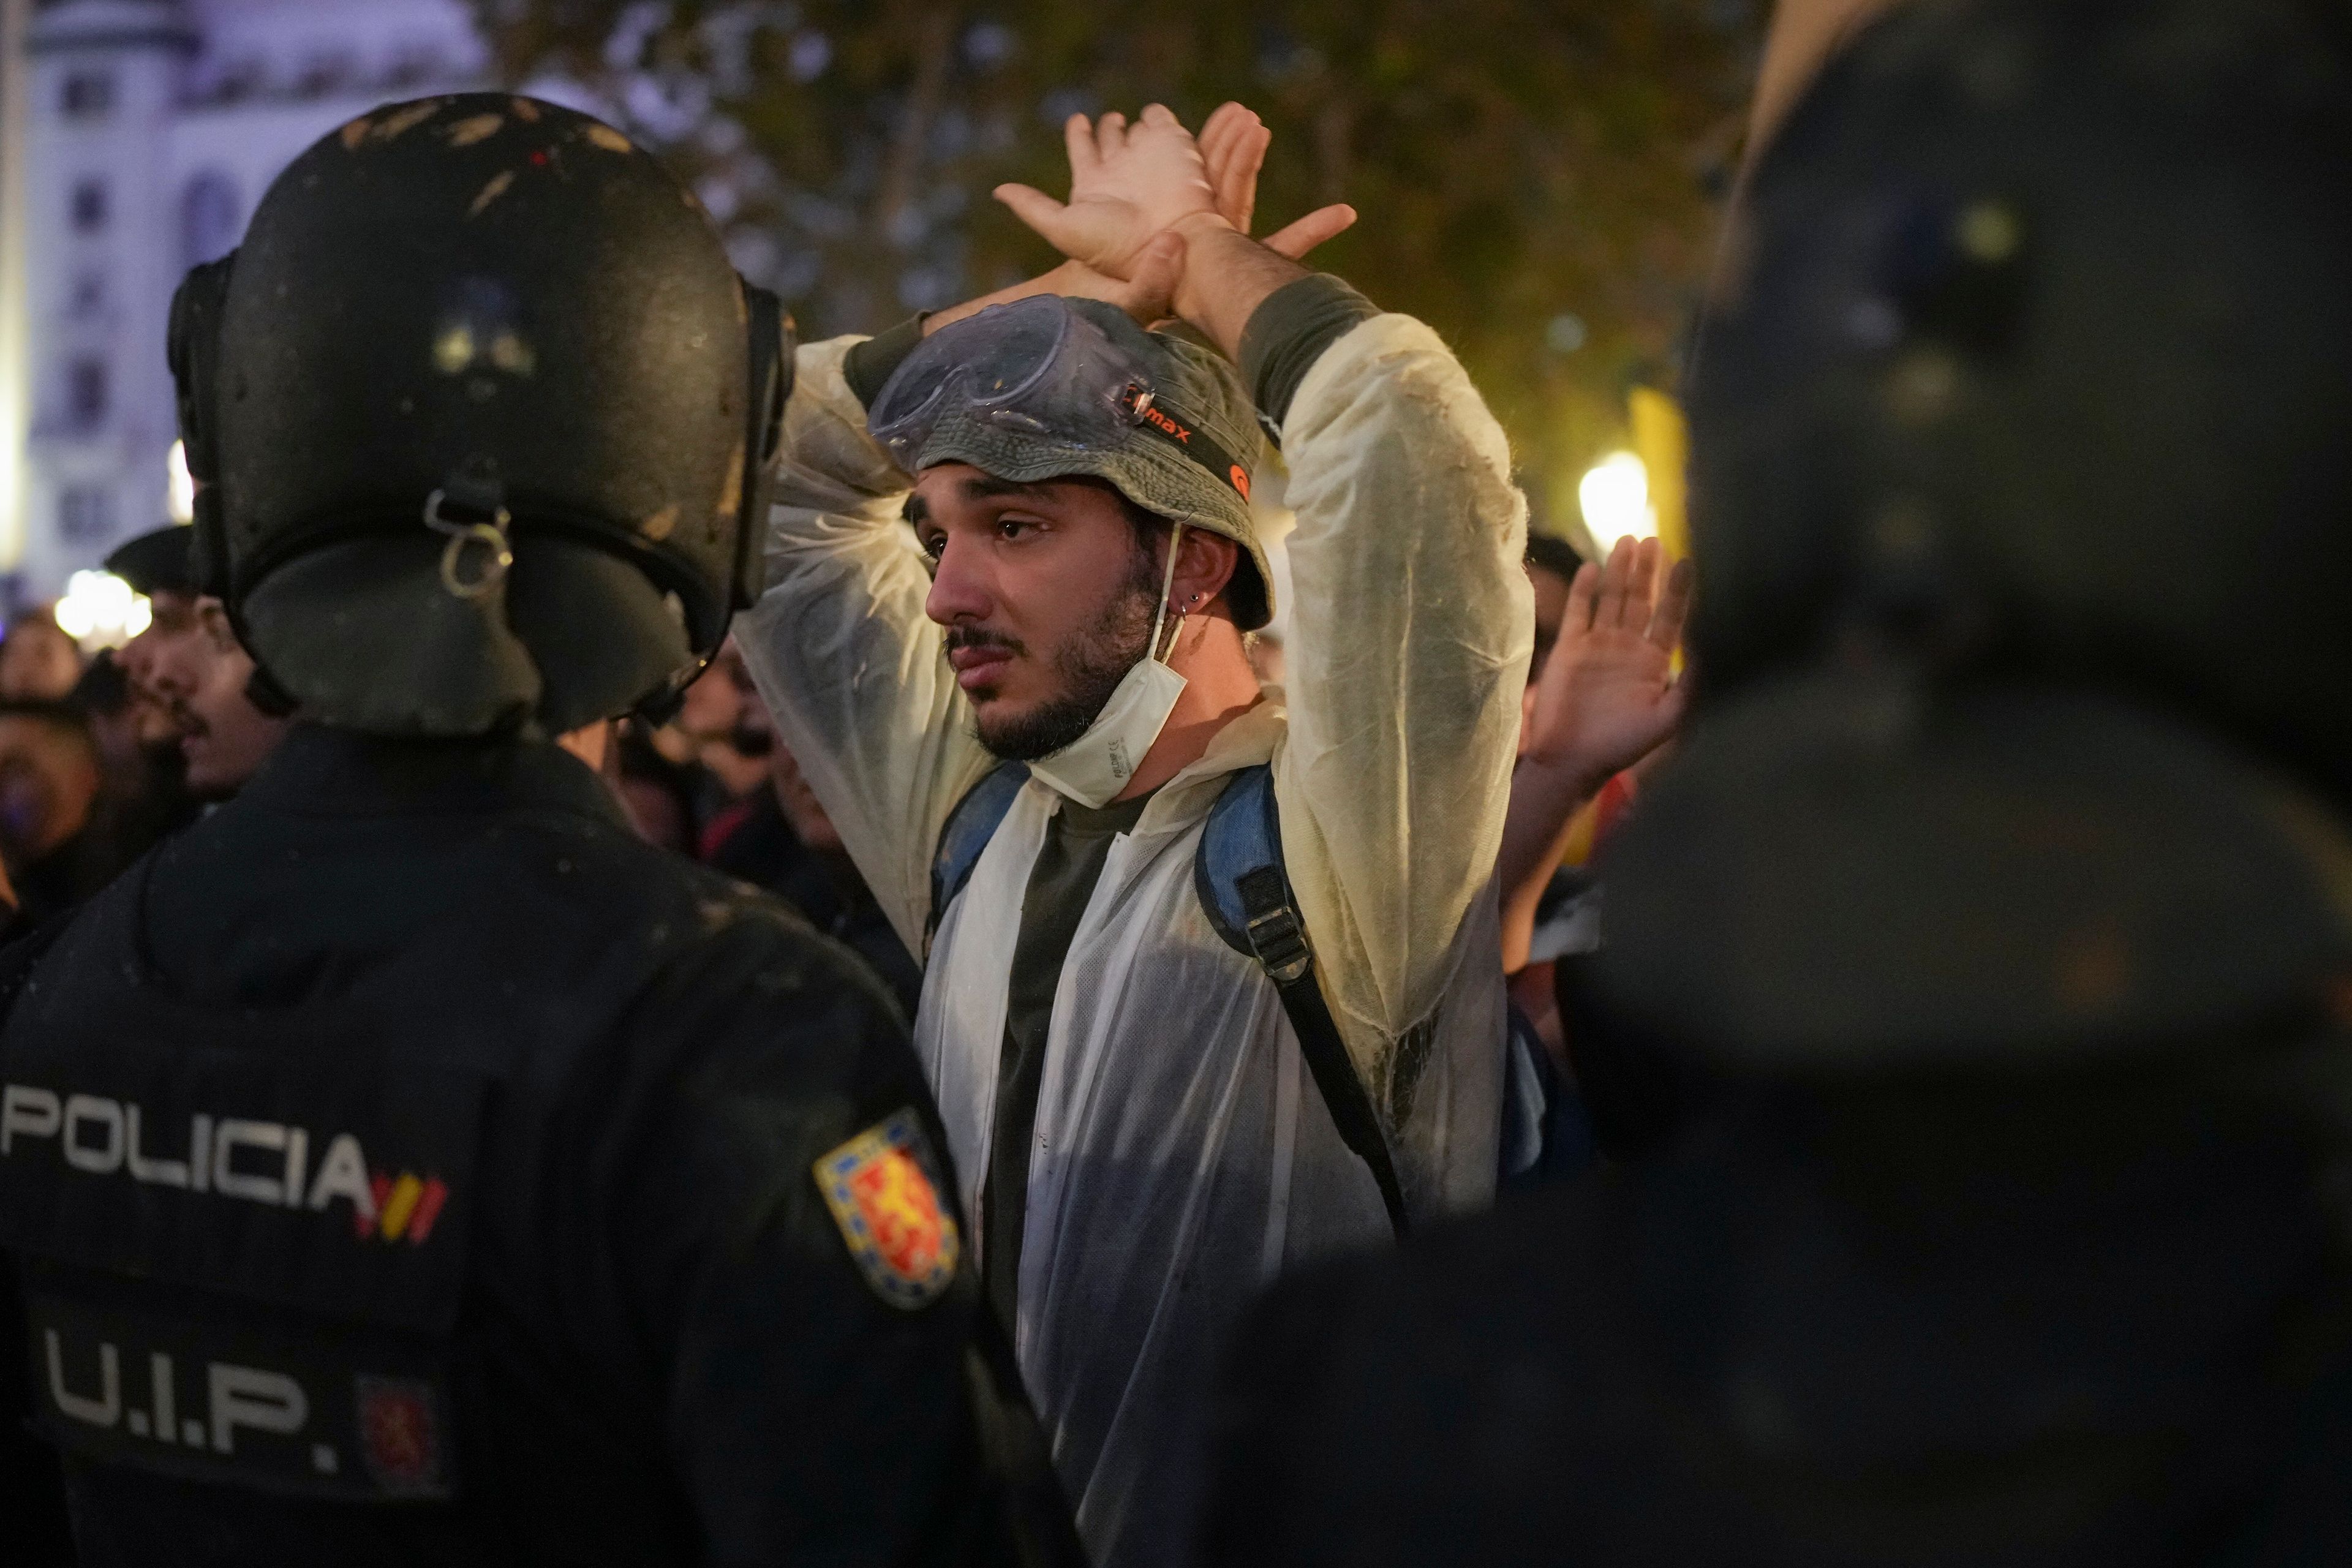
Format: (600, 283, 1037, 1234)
(1194, 764, 1411, 1238)
(928, 761, 1030, 946)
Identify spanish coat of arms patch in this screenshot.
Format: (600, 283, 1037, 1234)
(812, 1107, 961, 1310)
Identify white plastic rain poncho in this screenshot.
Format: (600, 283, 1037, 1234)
(737, 314, 1531, 1567)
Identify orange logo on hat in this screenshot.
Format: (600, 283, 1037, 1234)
(1229, 465, 1251, 500)
(813, 1110, 960, 1309)
(1139, 404, 1193, 443)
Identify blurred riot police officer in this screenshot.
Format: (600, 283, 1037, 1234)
(1200, 2, 2352, 1563)
(0, 96, 1072, 1567)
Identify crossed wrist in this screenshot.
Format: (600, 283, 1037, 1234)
(1166, 213, 1240, 317)
(1169, 210, 1238, 243)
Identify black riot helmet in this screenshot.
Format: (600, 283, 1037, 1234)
(170, 94, 793, 736)
(1686, 0, 2352, 799)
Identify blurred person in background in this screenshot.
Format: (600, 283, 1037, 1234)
(92, 527, 208, 837)
(1504, 532, 1684, 979)
(108, 523, 287, 801)
(612, 718, 703, 852)
(110, 526, 202, 706)
(74, 649, 176, 777)
(692, 662, 782, 861)
(1504, 530, 1596, 1048)
(0, 611, 86, 703)
(0, 702, 107, 924)
(671, 638, 773, 817)
(1492, 534, 1692, 1187)
(696, 643, 925, 1015)
(706, 709, 924, 1017)
(68, 654, 198, 875)
(1521, 530, 1583, 703)
(139, 597, 288, 801)
(614, 638, 774, 849)
(1200, 2, 2352, 1562)
(549, 718, 690, 851)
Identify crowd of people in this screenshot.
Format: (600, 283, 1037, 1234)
(0, 548, 910, 999)
(2, 0, 2348, 1562)
(0, 611, 186, 926)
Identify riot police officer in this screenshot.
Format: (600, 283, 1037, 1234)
(0, 96, 1072, 1566)
(1199, 1, 2352, 1562)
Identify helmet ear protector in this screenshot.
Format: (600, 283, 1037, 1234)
(168, 256, 796, 707)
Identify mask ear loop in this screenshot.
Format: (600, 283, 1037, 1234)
(1149, 522, 1187, 665)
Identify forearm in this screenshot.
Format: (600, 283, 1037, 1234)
(1498, 762, 1602, 973)
(1171, 217, 1313, 361)
(1500, 758, 1606, 919)
(1278, 315, 1532, 1052)
(921, 259, 1100, 337)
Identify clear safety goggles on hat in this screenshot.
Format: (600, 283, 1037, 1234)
(869, 294, 1172, 467)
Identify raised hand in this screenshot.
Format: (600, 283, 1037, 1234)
(995, 102, 1357, 281)
(1523, 537, 1695, 792)
(994, 105, 1219, 280)
(1197, 102, 1359, 261)
(1200, 102, 1269, 242)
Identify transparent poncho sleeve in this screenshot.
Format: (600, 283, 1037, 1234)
(1274, 314, 1533, 1081)
(734, 336, 1000, 958)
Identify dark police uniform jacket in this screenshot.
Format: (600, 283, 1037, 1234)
(0, 725, 1049, 1567)
(1198, 688, 2352, 1568)
(1200, 1125, 2352, 1568)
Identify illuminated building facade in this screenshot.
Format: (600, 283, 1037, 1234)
(10, 0, 483, 602)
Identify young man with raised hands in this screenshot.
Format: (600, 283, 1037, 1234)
(736, 102, 1530, 1567)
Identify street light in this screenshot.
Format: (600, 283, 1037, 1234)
(52, 568, 150, 649)
(168, 439, 195, 524)
(1578, 451, 1656, 553)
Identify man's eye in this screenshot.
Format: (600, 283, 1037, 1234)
(995, 516, 1035, 541)
(919, 532, 945, 561)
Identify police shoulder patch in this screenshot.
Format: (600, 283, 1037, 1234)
(813, 1108, 960, 1310)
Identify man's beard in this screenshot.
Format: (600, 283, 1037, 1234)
(957, 548, 1160, 762)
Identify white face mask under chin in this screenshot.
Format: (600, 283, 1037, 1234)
(1026, 524, 1191, 810)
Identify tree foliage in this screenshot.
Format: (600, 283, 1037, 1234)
(471, 0, 1763, 500)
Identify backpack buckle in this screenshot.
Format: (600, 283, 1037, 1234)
(1238, 867, 1314, 984)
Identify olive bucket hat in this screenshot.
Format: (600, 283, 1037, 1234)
(869, 295, 1275, 628)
